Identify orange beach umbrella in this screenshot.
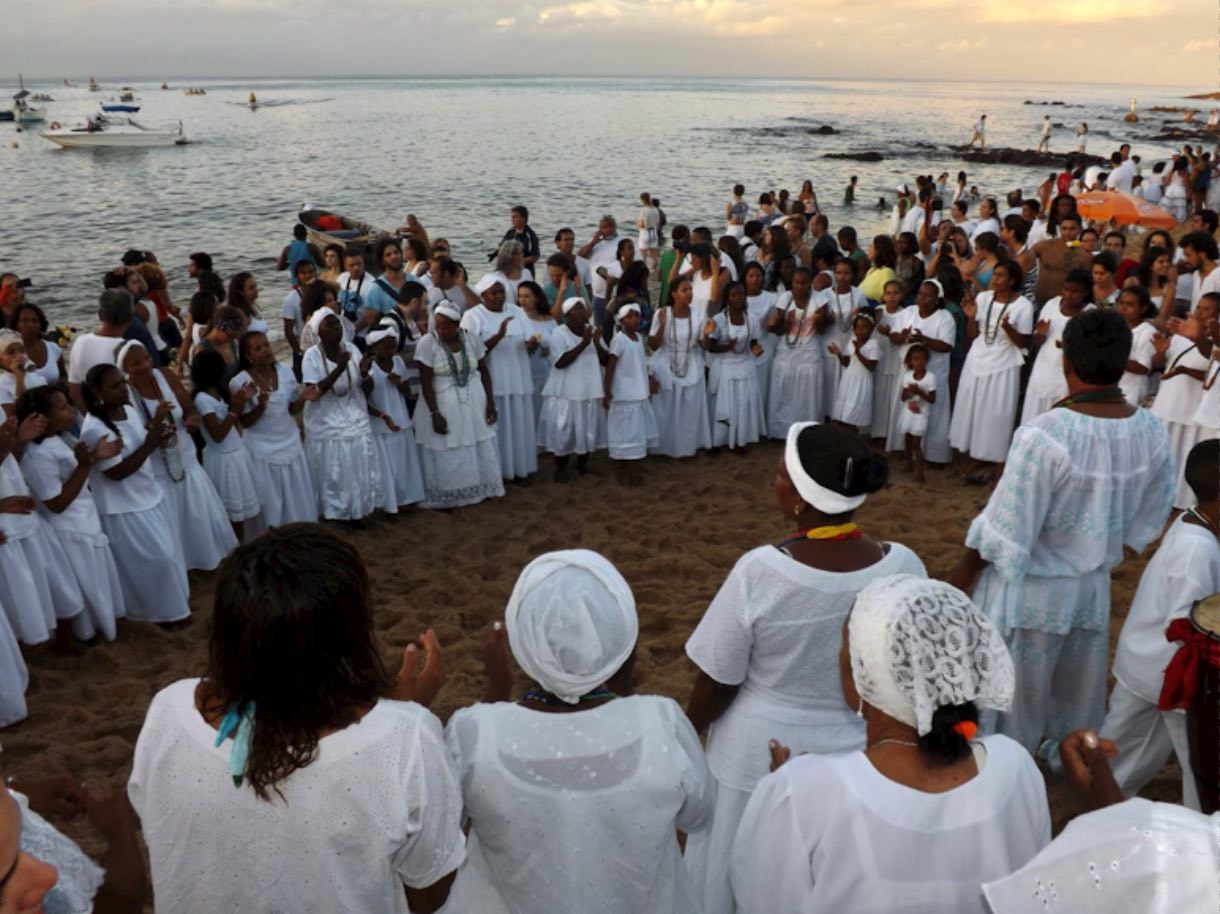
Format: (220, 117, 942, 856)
(1075, 191, 1177, 230)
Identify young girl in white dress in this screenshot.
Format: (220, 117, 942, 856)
(949, 262, 1034, 482)
(744, 263, 778, 413)
(1116, 285, 1160, 407)
(79, 363, 190, 625)
(0, 330, 47, 418)
(191, 349, 262, 540)
(120, 341, 237, 571)
(518, 280, 555, 421)
(539, 298, 606, 481)
(1020, 269, 1093, 425)
(302, 310, 382, 522)
(897, 344, 938, 484)
(648, 278, 711, 457)
(885, 280, 956, 462)
(871, 281, 910, 439)
(829, 314, 881, 432)
(17, 387, 125, 643)
(229, 331, 319, 531)
(603, 304, 658, 485)
(462, 276, 538, 481)
(366, 323, 425, 512)
(767, 267, 829, 437)
(413, 302, 504, 508)
(0, 412, 83, 648)
(707, 282, 766, 451)
(823, 259, 868, 416)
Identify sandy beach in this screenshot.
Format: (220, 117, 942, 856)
(2, 439, 1185, 869)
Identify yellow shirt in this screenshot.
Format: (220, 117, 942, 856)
(860, 267, 897, 302)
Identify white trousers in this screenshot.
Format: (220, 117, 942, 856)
(1100, 680, 1200, 810)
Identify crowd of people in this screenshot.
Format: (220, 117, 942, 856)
(0, 136, 1219, 911)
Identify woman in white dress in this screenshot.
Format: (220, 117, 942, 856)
(226, 271, 269, 335)
(461, 276, 538, 481)
(9, 303, 64, 386)
(649, 278, 711, 457)
(538, 298, 607, 479)
(871, 280, 911, 439)
(79, 363, 191, 625)
(1150, 295, 1215, 507)
(688, 243, 727, 314)
(0, 411, 84, 647)
(744, 262, 778, 413)
(1020, 268, 1093, 425)
(301, 310, 382, 522)
(706, 282, 766, 451)
(767, 267, 829, 438)
(230, 330, 319, 531)
(731, 575, 1049, 914)
(444, 550, 713, 914)
(16, 387, 124, 642)
(602, 304, 658, 485)
(365, 323, 426, 512)
(191, 349, 262, 538)
(1162, 157, 1190, 223)
(828, 314, 881, 432)
(684, 424, 926, 914)
(950, 262, 1034, 483)
(0, 330, 47, 417)
(127, 525, 465, 914)
(120, 340, 237, 571)
(517, 280, 555, 421)
(823, 259, 868, 414)
(414, 302, 504, 508)
(887, 279, 956, 462)
(1116, 285, 1159, 407)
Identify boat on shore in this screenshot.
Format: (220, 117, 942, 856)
(298, 205, 389, 269)
(41, 113, 187, 148)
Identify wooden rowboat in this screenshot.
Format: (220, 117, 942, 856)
(297, 205, 390, 271)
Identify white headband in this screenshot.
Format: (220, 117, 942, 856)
(474, 274, 504, 296)
(115, 339, 147, 371)
(307, 307, 338, 336)
(434, 301, 462, 323)
(923, 278, 944, 299)
(366, 322, 399, 346)
(784, 422, 867, 515)
(615, 303, 641, 324)
(561, 296, 586, 316)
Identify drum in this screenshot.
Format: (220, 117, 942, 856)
(1186, 594, 1220, 814)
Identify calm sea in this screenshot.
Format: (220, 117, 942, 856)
(0, 75, 1200, 331)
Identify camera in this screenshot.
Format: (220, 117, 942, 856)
(674, 239, 692, 254)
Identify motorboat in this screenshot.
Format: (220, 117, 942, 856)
(101, 103, 140, 113)
(30, 93, 53, 102)
(184, 87, 207, 96)
(119, 87, 135, 102)
(12, 76, 44, 123)
(88, 76, 99, 92)
(298, 204, 389, 271)
(160, 82, 169, 90)
(41, 113, 187, 148)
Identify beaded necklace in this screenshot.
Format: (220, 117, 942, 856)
(130, 379, 185, 484)
(668, 308, 694, 379)
(833, 289, 855, 333)
(981, 292, 1013, 345)
(321, 347, 353, 398)
(440, 330, 473, 404)
(783, 297, 812, 348)
(520, 688, 617, 707)
(1053, 386, 1125, 409)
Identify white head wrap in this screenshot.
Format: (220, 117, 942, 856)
(474, 274, 505, 296)
(848, 574, 1014, 735)
(784, 422, 867, 515)
(923, 278, 944, 300)
(983, 799, 1219, 914)
(115, 339, 146, 372)
(615, 302, 641, 325)
(306, 307, 339, 337)
(0, 329, 21, 354)
(434, 301, 462, 324)
(561, 296, 586, 316)
(366, 321, 399, 346)
(504, 549, 639, 704)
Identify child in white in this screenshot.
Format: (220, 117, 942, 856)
(191, 350, 261, 536)
(870, 281, 910, 439)
(744, 263, 778, 415)
(18, 387, 125, 642)
(708, 285, 766, 450)
(366, 323, 425, 512)
(1117, 288, 1158, 407)
(897, 344, 938, 484)
(603, 304, 658, 483)
(538, 298, 606, 481)
(1020, 276, 1093, 425)
(829, 314, 880, 431)
(823, 260, 868, 415)
(1101, 441, 1220, 811)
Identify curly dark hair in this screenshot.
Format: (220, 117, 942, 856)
(200, 524, 393, 801)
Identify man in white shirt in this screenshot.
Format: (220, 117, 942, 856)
(336, 250, 377, 330)
(67, 289, 133, 413)
(1105, 152, 1137, 195)
(968, 113, 987, 149)
(578, 215, 627, 335)
(554, 228, 593, 289)
(1036, 115, 1051, 153)
(281, 259, 317, 379)
(970, 197, 1001, 241)
(1181, 231, 1220, 310)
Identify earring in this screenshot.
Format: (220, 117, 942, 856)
(855, 696, 864, 718)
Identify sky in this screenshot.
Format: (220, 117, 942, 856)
(11, 0, 1216, 87)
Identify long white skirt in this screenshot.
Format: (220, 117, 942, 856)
(871, 368, 900, 438)
(754, 352, 774, 424)
(711, 374, 766, 448)
(0, 612, 27, 728)
(55, 530, 125, 642)
(684, 781, 751, 914)
(0, 532, 58, 645)
(821, 353, 842, 421)
(1165, 418, 1204, 509)
(767, 351, 823, 439)
(201, 447, 262, 523)
(493, 393, 538, 479)
(1020, 368, 1066, 426)
(895, 400, 930, 437)
(246, 449, 318, 530)
(419, 438, 505, 509)
(950, 365, 1021, 462)
(373, 429, 426, 511)
(538, 397, 607, 456)
(608, 399, 659, 459)
(154, 457, 238, 572)
(100, 503, 191, 624)
(651, 383, 711, 457)
(306, 432, 382, 521)
(831, 371, 873, 428)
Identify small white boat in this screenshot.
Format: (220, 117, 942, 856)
(14, 104, 45, 124)
(41, 113, 187, 148)
(119, 87, 135, 102)
(88, 76, 99, 92)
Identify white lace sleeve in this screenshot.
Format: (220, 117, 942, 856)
(14, 794, 103, 914)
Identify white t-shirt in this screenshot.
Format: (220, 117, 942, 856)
(1106, 160, 1136, 194)
(588, 236, 625, 299)
(608, 329, 649, 401)
(900, 368, 937, 415)
(0, 370, 46, 410)
(195, 392, 240, 453)
(67, 333, 125, 385)
(79, 406, 163, 515)
(128, 679, 466, 914)
(965, 293, 1034, 375)
(970, 217, 1000, 242)
(731, 736, 1051, 914)
(1191, 264, 1220, 312)
(282, 288, 304, 340)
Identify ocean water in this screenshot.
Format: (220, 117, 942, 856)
(0, 75, 1201, 328)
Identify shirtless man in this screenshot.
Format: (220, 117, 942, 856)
(1032, 214, 1088, 305)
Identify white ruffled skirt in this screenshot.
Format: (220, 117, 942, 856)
(0, 613, 26, 728)
(306, 432, 382, 521)
(768, 351, 823, 439)
(493, 393, 538, 479)
(0, 529, 60, 645)
(50, 527, 125, 641)
(419, 438, 505, 509)
(245, 445, 318, 530)
(1165, 418, 1205, 509)
(831, 371, 873, 429)
(201, 446, 262, 523)
(373, 429, 426, 512)
(100, 502, 191, 624)
(538, 397, 607, 456)
(711, 373, 766, 448)
(651, 382, 711, 457)
(607, 399, 659, 459)
(950, 365, 1021, 463)
(152, 448, 239, 572)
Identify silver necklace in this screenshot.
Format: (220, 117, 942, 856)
(783, 299, 812, 348)
(982, 292, 1013, 345)
(834, 290, 854, 332)
(868, 738, 920, 751)
(668, 309, 694, 379)
(322, 349, 353, 397)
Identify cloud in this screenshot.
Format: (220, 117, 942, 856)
(938, 36, 988, 51)
(495, 16, 516, 29)
(978, 0, 1160, 24)
(1183, 38, 1217, 53)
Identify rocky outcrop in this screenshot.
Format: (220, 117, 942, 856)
(948, 146, 1107, 167)
(823, 151, 884, 161)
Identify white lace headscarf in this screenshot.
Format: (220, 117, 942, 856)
(504, 549, 638, 704)
(848, 574, 1014, 735)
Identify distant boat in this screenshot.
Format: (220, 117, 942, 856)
(0, 111, 12, 123)
(42, 113, 187, 148)
(160, 82, 169, 90)
(101, 103, 140, 113)
(184, 87, 207, 96)
(30, 93, 53, 102)
(88, 76, 99, 92)
(12, 74, 44, 122)
(63, 79, 76, 87)
(298, 205, 388, 270)
(118, 87, 135, 102)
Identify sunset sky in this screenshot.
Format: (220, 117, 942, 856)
(13, 0, 1214, 86)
